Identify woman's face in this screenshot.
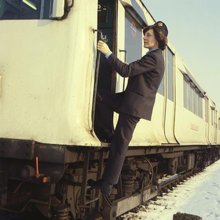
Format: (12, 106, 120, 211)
(143, 29, 158, 50)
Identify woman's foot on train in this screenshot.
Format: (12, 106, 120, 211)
(87, 179, 113, 196)
(102, 129, 114, 143)
(95, 128, 114, 143)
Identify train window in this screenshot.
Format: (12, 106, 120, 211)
(198, 96, 203, 118)
(183, 76, 203, 118)
(188, 84, 193, 111)
(194, 92, 198, 116)
(191, 85, 195, 113)
(205, 98, 209, 123)
(218, 118, 220, 130)
(125, 11, 142, 63)
(158, 51, 165, 95)
(158, 76, 164, 95)
(183, 77, 189, 109)
(211, 108, 214, 126)
(0, 0, 53, 19)
(167, 48, 174, 101)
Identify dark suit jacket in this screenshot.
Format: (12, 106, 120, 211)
(107, 49, 164, 120)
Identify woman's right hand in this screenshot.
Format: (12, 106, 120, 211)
(97, 40, 111, 55)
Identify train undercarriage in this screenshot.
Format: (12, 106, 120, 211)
(0, 139, 219, 220)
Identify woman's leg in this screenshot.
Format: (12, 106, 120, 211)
(102, 113, 140, 185)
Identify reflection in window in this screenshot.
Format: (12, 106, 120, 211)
(23, 0, 37, 10)
(125, 11, 142, 63)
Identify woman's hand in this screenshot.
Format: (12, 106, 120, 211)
(97, 40, 111, 55)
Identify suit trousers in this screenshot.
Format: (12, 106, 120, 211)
(95, 89, 140, 185)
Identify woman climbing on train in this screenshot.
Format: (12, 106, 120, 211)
(88, 21, 168, 196)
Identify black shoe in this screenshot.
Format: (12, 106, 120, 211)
(95, 128, 114, 143)
(102, 129, 114, 143)
(87, 179, 113, 196)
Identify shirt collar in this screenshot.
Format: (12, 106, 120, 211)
(146, 48, 159, 55)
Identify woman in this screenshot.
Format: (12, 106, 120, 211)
(88, 21, 168, 196)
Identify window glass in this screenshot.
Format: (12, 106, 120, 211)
(194, 92, 198, 115)
(183, 76, 203, 118)
(187, 82, 190, 110)
(211, 108, 214, 126)
(188, 84, 192, 111)
(167, 49, 173, 101)
(205, 99, 209, 122)
(219, 118, 220, 130)
(0, 0, 53, 19)
(183, 78, 188, 109)
(98, 0, 113, 27)
(192, 89, 195, 113)
(198, 96, 203, 118)
(158, 76, 164, 95)
(125, 11, 142, 63)
(158, 51, 165, 95)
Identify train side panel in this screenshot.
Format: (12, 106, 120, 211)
(174, 60, 207, 145)
(130, 94, 167, 146)
(0, 1, 100, 146)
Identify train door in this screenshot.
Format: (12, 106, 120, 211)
(164, 48, 178, 144)
(205, 96, 210, 143)
(218, 112, 220, 144)
(94, 0, 148, 140)
(113, 0, 148, 130)
(209, 102, 216, 144)
(214, 109, 218, 144)
(97, 0, 115, 92)
(116, 0, 147, 93)
(93, 0, 117, 141)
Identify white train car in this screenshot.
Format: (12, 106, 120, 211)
(0, 0, 219, 219)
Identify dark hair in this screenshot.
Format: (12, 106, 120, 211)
(143, 25, 168, 51)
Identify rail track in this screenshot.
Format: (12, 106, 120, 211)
(119, 167, 203, 220)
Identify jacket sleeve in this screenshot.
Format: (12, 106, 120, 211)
(106, 53, 157, 77)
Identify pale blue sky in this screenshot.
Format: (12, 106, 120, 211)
(143, 0, 220, 109)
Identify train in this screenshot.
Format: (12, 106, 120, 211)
(0, 0, 219, 220)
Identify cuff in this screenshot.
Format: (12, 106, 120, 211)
(105, 51, 112, 59)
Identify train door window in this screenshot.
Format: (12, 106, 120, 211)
(211, 107, 214, 126)
(125, 11, 142, 63)
(158, 51, 165, 95)
(188, 84, 192, 111)
(205, 98, 209, 123)
(183, 77, 189, 109)
(191, 85, 195, 113)
(0, 0, 54, 19)
(198, 96, 203, 118)
(194, 92, 198, 115)
(187, 82, 191, 110)
(218, 118, 220, 130)
(158, 76, 164, 95)
(167, 48, 174, 101)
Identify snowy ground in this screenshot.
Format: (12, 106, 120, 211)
(122, 159, 220, 220)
